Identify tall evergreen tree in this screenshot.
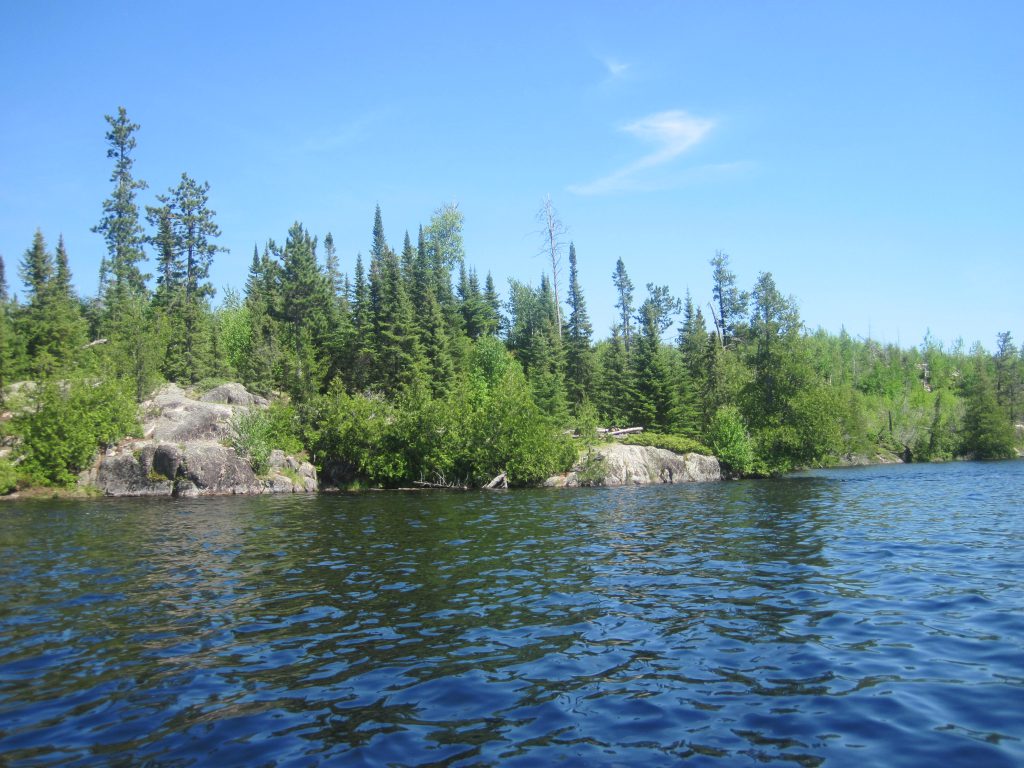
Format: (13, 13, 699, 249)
(409, 234, 453, 395)
(368, 209, 423, 395)
(710, 250, 748, 347)
(630, 294, 677, 430)
(147, 173, 225, 381)
(564, 242, 594, 409)
(0, 254, 10, 401)
(961, 358, 1016, 459)
(279, 222, 331, 400)
(238, 244, 281, 394)
(92, 107, 148, 305)
(675, 291, 707, 436)
(612, 258, 635, 353)
(994, 331, 1021, 425)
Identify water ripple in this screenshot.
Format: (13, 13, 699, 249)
(1, 461, 1023, 765)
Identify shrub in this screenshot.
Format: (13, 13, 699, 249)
(231, 408, 274, 475)
(14, 377, 139, 487)
(707, 406, 754, 476)
(0, 458, 17, 495)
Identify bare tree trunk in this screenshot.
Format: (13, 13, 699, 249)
(538, 196, 566, 338)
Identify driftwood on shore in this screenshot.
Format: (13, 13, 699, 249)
(484, 472, 508, 489)
(604, 427, 644, 438)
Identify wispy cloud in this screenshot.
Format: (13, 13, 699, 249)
(602, 56, 630, 79)
(569, 110, 715, 196)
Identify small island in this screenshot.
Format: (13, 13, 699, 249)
(1, 109, 1021, 497)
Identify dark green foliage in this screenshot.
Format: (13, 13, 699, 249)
(960, 361, 1016, 459)
(0, 457, 16, 495)
(707, 405, 754, 476)
(506, 277, 568, 421)
(93, 107, 149, 303)
(14, 377, 138, 486)
(231, 403, 304, 475)
(17, 231, 86, 375)
(146, 174, 225, 382)
(709, 250, 748, 347)
(564, 243, 595, 409)
(612, 258, 635, 352)
(304, 338, 574, 487)
(368, 211, 424, 395)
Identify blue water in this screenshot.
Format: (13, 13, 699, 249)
(1, 460, 1022, 766)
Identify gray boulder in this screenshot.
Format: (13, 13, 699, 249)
(200, 383, 270, 407)
(84, 383, 318, 497)
(546, 442, 721, 487)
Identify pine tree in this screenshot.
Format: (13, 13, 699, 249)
(409, 233, 453, 396)
(0, 254, 13, 401)
(458, 265, 491, 340)
(279, 222, 331, 400)
(92, 107, 148, 308)
(630, 299, 676, 430)
(50, 235, 87, 363)
(994, 331, 1021, 425)
(368, 209, 423, 395)
(710, 250, 748, 347)
(18, 230, 60, 374)
(147, 174, 225, 381)
(238, 244, 280, 394)
(564, 243, 594, 409)
(483, 272, 502, 336)
(349, 252, 374, 391)
(612, 258, 635, 353)
(961, 360, 1016, 459)
(675, 291, 707, 436)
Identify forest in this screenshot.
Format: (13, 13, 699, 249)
(0, 108, 1020, 492)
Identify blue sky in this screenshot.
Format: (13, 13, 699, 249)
(1, 1, 1021, 350)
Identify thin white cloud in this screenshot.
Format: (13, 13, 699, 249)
(602, 56, 630, 78)
(569, 110, 715, 196)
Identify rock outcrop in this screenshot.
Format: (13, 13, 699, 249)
(545, 442, 721, 487)
(81, 383, 317, 497)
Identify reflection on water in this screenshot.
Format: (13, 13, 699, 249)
(1, 461, 1023, 766)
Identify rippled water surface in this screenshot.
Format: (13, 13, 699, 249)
(2, 460, 1023, 766)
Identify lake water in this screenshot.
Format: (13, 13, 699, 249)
(1, 460, 1022, 766)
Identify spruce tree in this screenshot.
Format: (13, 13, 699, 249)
(564, 243, 594, 409)
(710, 250, 749, 347)
(146, 174, 225, 382)
(18, 230, 59, 374)
(0, 254, 13, 401)
(92, 107, 148, 307)
(612, 258, 635, 354)
(674, 291, 706, 436)
(279, 222, 331, 400)
(368, 209, 423, 395)
(409, 233, 453, 396)
(960, 360, 1016, 459)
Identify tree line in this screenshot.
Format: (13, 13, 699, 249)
(0, 108, 1020, 490)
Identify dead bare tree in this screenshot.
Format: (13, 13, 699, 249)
(537, 195, 567, 338)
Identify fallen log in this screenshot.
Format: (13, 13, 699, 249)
(484, 472, 508, 490)
(608, 427, 644, 438)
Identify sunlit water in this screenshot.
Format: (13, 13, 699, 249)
(1, 460, 1022, 766)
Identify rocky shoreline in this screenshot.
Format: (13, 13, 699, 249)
(79, 383, 317, 497)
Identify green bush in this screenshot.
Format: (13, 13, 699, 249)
(303, 341, 576, 488)
(14, 377, 139, 487)
(231, 403, 305, 475)
(708, 405, 755, 476)
(0, 458, 17, 495)
(231, 408, 274, 475)
(622, 431, 711, 456)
